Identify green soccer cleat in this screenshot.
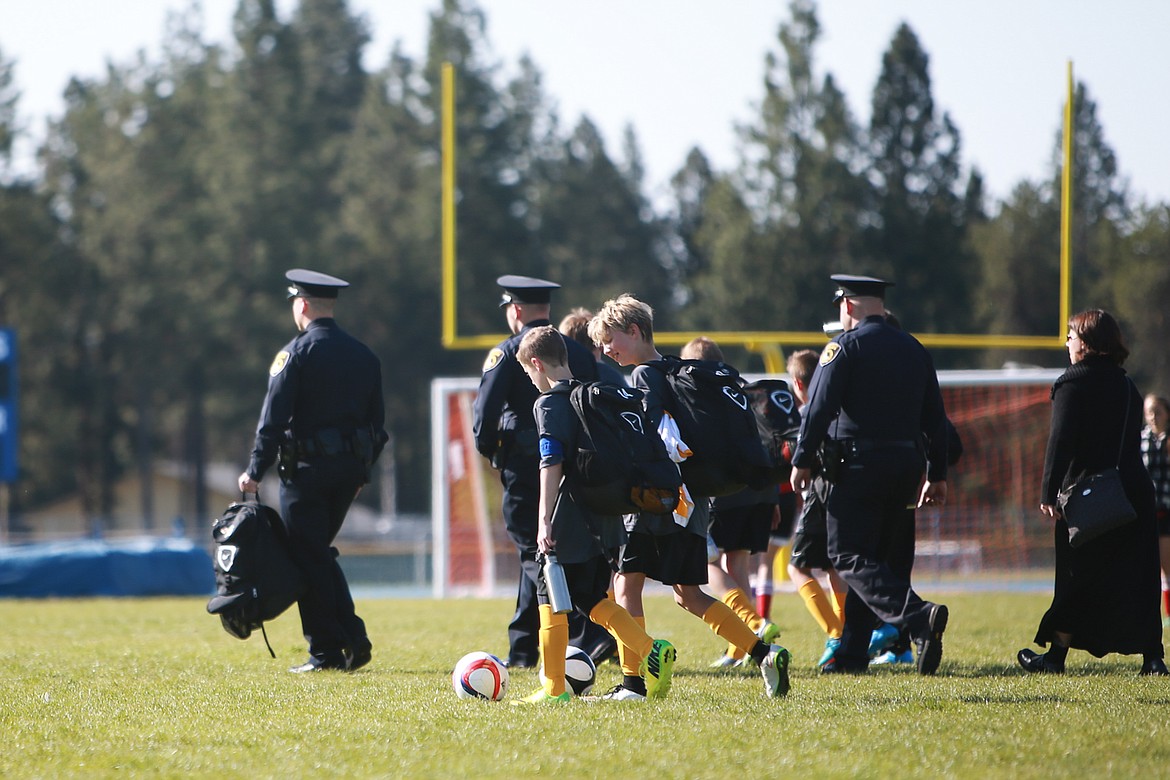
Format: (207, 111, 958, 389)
(511, 688, 571, 705)
(642, 639, 677, 699)
(756, 621, 782, 645)
(762, 644, 792, 698)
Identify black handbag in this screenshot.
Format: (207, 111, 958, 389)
(1056, 379, 1137, 548)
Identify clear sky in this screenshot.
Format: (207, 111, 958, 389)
(3, 0, 1168, 207)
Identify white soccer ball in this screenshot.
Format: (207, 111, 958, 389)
(452, 651, 509, 701)
(539, 644, 597, 697)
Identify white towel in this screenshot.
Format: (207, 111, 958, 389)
(657, 413, 693, 463)
(672, 482, 695, 527)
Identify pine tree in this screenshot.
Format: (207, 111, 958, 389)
(867, 22, 973, 334)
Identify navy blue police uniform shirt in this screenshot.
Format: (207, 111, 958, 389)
(247, 318, 386, 481)
(473, 320, 599, 460)
(791, 315, 948, 482)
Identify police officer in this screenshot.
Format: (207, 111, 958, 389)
(473, 275, 614, 667)
(239, 269, 387, 673)
(789, 274, 950, 675)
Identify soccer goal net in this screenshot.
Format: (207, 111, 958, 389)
(431, 368, 1063, 598)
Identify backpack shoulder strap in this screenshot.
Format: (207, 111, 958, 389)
(644, 355, 683, 375)
(568, 382, 596, 447)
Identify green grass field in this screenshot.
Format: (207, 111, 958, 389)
(3, 591, 1169, 778)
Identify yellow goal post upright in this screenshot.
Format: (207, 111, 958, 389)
(432, 62, 1077, 597)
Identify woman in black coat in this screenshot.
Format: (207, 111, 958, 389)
(1018, 309, 1167, 675)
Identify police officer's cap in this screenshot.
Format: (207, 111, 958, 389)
(286, 268, 350, 299)
(496, 274, 561, 307)
(831, 274, 893, 303)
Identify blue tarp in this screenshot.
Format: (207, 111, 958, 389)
(0, 537, 215, 597)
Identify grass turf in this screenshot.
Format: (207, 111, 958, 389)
(2, 591, 1169, 778)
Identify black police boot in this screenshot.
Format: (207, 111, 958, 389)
(1140, 657, 1169, 676)
(348, 642, 373, 671)
(915, 603, 948, 675)
(1017, 648, 1065, 674)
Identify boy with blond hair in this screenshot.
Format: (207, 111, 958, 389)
(588, 295, 791, 697)
(512, 324, 675, 703)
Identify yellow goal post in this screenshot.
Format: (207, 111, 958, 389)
(439, 62, 1077, 373)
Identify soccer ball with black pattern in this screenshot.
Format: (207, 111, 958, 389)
(539, 645, 597, 696)
(452, 651, 509, 701)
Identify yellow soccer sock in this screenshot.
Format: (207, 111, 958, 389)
(627, 615, 649, 678)
(590, 598, 654, 665)
(722, 588, 766, 660)
(702, 601, 760, 658)
(606, 607, 649, 679)
(538, 604, 569, 697)
(722, 587, 765, 631)
(829, 586, 848, 627)
(798, 580, 843, 638)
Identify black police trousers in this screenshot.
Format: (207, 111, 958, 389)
(280, 453, 368, 665)
(825, 448, 932, 666)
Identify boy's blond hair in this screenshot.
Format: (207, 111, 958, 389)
(588, 293, 654, 345)
(680, 336, 723, 362)
(517, 325, 567, 367)
(786, 348, 818, 386)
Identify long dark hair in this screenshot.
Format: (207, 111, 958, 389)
(1069, 309, 1129, 365)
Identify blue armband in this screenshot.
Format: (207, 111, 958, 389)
(539, 436, 564, 459)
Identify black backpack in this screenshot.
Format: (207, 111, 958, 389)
(567, 382, 681, 516)
(744, 379, 802, 484)
(206, 496, 306, 656)
(646, 357, 776, 497)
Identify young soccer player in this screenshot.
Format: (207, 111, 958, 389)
(678, 337, 783, 669)
(512, 325, 676, 703)
(783, 348, 849, 668)
(588, 295, 791, 698)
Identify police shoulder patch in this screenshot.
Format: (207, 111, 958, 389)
(819, 342, 842, 367)
(482, 348, 505, 373)
(269, 350, 290, 377)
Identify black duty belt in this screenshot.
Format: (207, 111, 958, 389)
(294, 438, 353, 457)
(841, 439, 919, 454)
(291, 428, 372, 458)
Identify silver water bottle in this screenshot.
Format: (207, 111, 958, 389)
(543, 553, 573, 615)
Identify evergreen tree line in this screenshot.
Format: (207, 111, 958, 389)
(0, 0, 1166, 524)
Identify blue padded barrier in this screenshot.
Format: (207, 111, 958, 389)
(0, 537, 214, 597)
